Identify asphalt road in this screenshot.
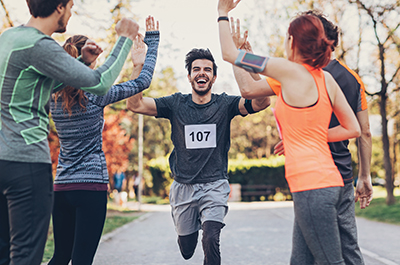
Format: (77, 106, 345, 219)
(92, 202, 400, 265)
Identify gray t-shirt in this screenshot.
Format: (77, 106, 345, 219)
(155, 92, 244, 184)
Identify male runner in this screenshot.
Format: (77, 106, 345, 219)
(271, 11, 373, 264)
(126, 48, 270, 265)
(0, 0, 138, 264)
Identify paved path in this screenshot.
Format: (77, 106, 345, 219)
(93, 202, 400, 265)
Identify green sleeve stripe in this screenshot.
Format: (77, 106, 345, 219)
(80, 37, 133, 95)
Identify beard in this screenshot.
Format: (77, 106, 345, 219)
(55, 13, 67, 33)
(191, 79, 212, 96)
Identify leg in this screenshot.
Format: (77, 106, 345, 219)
(48, 192, 76, 265)
(178, 231, 199, 260)
(0, 191, 10, 265)
(198, 179, 230, 265)
(71, 191, 107, 265)
(292, 187, 345, 265)
(201, 221, 224, 265)
(290, 216, 314, 265)
(169, 181, 201, 260)
(338, 183, 364, 265)
(2, 161, 53, 265)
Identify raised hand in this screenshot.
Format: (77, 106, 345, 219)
(115, 17, 139, 41)
(81, 39, 103, 66)
(218, 0, 241, 16)
(131, 34, 146, 67)
(230, 17, 248, 49)
(145, 15, 159, 31)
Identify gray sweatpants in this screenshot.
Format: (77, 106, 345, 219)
(337, 182, 364, 265)
(290, 186, 345, 265)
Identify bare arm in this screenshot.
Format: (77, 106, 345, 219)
(126, 16, 159, 117)
(355, 109, 373, 208)
(326, 73, 361, 141)
(229, 17, 275, 99)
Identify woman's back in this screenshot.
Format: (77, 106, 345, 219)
(50, 94, 108, 184)
(274, 64, 343, 192)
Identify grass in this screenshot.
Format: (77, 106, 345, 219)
(354, 186, 400, 225)
(42, 205, 142, 264)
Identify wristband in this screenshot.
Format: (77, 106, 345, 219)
(244, 99, 255, 114)
(218, 16, 229, 22)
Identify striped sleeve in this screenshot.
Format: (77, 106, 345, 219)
(31, 37, 133, 96)
(89, 31, 159, 107)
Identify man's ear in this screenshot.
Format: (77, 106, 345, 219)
(56, 3, 65, 15)
(211, 75, 217, 84)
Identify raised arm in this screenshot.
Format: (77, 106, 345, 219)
(229, 17, 275, 99)
(126, 16, 159, 117)
(326, 73, 361, 141)
(40, 18, 139, 96)
(89, 17, 159, 107)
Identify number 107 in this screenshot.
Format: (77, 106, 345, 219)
(189, 131, 211, 142)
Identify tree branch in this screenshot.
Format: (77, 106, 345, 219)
(0, 0, 14, 27)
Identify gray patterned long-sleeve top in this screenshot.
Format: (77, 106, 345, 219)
(50, 31, 159, 187)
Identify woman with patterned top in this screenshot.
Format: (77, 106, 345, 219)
(48, 16, 159, 265)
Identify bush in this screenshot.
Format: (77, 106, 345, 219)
(228, 156, 287, 187)
(147, 155, 288, 196)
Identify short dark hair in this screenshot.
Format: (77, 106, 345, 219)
(301, 10, 340, 51)
(26, 0, 70, 18)
(185, 48, 218, 76)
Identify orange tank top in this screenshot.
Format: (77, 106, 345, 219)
(274, 64, 344, 192)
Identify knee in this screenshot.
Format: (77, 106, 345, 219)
(201, 221, 224, 246)
(178, 231, 198, 260)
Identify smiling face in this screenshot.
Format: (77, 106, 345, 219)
(188, 59, 216, 96)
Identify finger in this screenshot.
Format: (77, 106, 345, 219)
(244, 30, 248, 40)
(156, 21, 159, 30)
(234, 0, 242, 8)
(146, 16, 150, 31)
(151, 16, 155, 30)
(230, 17, 235, 34)
(236, 18, 240, 35)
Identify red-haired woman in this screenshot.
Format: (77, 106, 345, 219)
(217, 1, 360, 264)
(48, 17, 159, 265)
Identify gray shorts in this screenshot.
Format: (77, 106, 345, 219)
(169, 179, 230, 236)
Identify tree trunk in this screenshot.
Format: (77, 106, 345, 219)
(380, 92, 396, 205)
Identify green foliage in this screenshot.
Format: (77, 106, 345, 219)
(147, 155, 288, 197)
(230, 101, 281, 159)
(228, 156, 287, 187)
(147, 155, 172, 197)
(355, 196, 400, 225)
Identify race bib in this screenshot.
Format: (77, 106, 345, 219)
(184, 124, 217, 149)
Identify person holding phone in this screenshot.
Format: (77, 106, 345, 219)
(217, 0, 361, 264)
